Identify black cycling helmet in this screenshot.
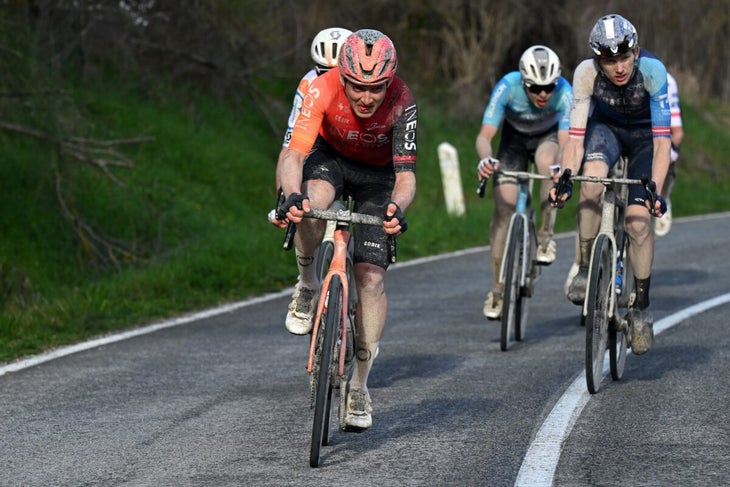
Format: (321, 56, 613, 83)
(589, 14, 638, 58)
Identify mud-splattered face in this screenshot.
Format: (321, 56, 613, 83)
(597, 48, 638, 87)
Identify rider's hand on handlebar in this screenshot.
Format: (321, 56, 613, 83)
(477, 157, 499, 179)
(276, 192, 310, 224)
(384, 201, 407, 236)
(642, 178, 667, 217)
(648, 194, 668, 217)
(548, 168, 573, 209)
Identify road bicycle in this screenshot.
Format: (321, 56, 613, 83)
(478, 166, 552, 351)
(557, 159, 658, 393)
(282, 200, 394, 467)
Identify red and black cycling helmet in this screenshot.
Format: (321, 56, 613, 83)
(338, 29, 398, 86)
(589, 14, 638, 58)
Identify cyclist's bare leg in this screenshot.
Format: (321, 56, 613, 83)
(625, 206, 653, 280)
(625, 204, 655, 353)
(566, 160, 606, 302)
(350, 262, 387, 394)
(534, 141, 559, 239)
(295, 179, 335, 287)
(576, 161, 607, 243)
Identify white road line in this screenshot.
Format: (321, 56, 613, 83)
(4, 213, 728, 378)
(514, 292, 730, 487)
(0, 290, 291, 377)
(0, 247, 491, 378)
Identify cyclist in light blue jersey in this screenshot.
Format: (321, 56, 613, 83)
(551, 14, 671, 355)
(476, 45, 573, 320)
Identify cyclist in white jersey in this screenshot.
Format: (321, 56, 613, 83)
(272, 27, 352, 195)
(475, 45, 573, 320)
(654, 72, 684, 237)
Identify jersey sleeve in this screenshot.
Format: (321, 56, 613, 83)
(556, 77, 573, 132)
(480, 75, 511, 127)
(282, 71, 316, 147)
(391, 94, 418, 172)
(287, 74, 333, 156)
(641, 57, 671, 138)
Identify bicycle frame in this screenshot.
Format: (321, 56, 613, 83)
(572, 174, 641, 319)
(498, 170, 546, 289)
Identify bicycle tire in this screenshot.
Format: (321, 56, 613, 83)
(610, 236, 630, 380)
(501, 217, 524, 351)
(609, 315, 628, 381)
(585, 234, 612, 394)
(309, 274, 342, 468)
(315, 240, 335, 284)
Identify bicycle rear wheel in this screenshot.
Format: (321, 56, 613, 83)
(585, 235, 612, 394)
(310, 274, 342, 468)
(501, 217, 524, 351)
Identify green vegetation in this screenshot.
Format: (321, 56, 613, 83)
(2, 73, 729, 363)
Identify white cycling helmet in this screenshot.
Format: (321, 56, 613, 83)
(519, 45, 561, 86)
(311, 27, 353, 72)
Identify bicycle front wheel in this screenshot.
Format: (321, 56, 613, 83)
(501, 217, 524, 351)
(315, 240, 335, 284)
(585, 235, 612, 394)
(310, 274, 342, 468)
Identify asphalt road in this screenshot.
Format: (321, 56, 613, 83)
(1, 213, 729, 486)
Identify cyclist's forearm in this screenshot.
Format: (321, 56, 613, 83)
(390, 171, 416, 211)
(475, 125, 497, 160)
(559, 137, 584, 176)
(651, 137, 672, 195)
(277, 148, 305, 197)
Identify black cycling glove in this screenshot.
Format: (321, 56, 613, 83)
(276, 192, 308, 220)
(385, 201, 408, 234)
(549, 169, 573, 207)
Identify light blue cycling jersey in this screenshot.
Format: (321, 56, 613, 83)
(480, 71, 573, 136)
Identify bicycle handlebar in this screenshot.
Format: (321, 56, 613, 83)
(477, 170, 550, 198)
(555, 170, 661, 215)
(282, 208, 397, 263)
(568, 174, 644, 186)
(303, 208, 384, 226)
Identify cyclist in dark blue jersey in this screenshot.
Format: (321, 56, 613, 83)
(551, 14, 671, 355)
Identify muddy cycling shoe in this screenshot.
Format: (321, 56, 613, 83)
(285, 280, 319, 335)
(483, 291, 503, 320)
(627, 307, 654, 355)
(564, 262, 580, 295)
(567, 266, 589, 305)
(536, 238, 557, 265)
(344, 388, 373, 431)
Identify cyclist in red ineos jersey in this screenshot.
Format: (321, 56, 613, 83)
(274, 29, 417, 431)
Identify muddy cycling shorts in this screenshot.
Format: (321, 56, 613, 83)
(494, 121, 558, 186)
(583, 116, 654, 207)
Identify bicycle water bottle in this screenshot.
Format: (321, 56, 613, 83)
(615, 257, 623, 295)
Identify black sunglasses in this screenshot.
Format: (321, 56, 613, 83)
(525, 82, 557, 95)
